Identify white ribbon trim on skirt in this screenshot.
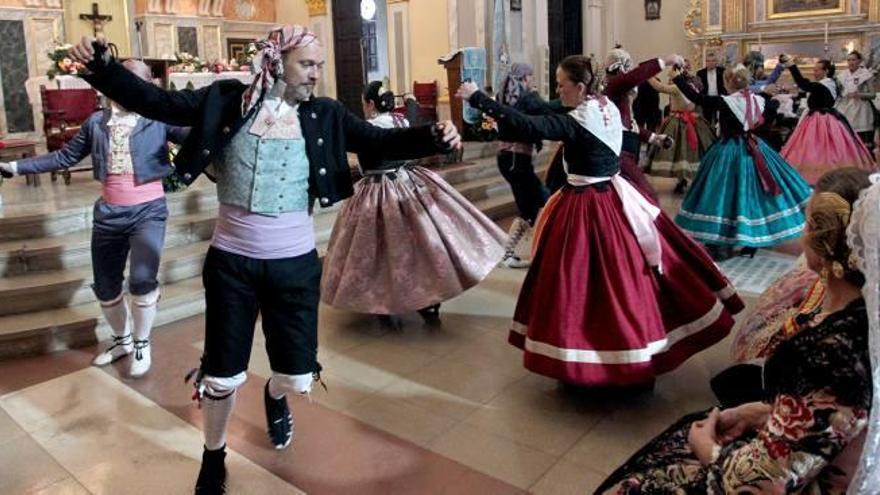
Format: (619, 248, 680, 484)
(566, 173, 663, 273)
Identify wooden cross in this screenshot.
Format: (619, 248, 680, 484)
(79, 3, 112, 37)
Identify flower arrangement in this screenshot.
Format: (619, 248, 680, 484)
(464, 111, 498, 142)
(46, 43, 86, 79)
(208, 60, 230, 74)
(169, 52, 208, 73)
(162, 144, 188, 193)
(234, 43, 258, 69)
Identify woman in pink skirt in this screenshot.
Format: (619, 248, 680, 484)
(321, 81, 506, 326)
(781, 55, 875, 184)
(457, 56, 744, 387)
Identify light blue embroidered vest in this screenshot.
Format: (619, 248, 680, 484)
(214, 111, 310, 216)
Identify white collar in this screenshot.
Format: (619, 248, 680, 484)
(722, 91, 765, 130)
(818, 77, 838, 99)
(261, 81, 302, 118)
(841, 67, 873, 85)
(567, 98, 623, 155)
(108, 104, 139, 126)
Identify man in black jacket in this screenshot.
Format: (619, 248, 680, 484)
(70, 25, 460, 495)
(696, 50, 726, 125)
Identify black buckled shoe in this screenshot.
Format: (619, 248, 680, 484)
(264, 381, 293, 450)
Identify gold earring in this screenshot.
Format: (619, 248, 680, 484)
(831, 261, 845, 279)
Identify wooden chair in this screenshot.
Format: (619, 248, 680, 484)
(40, 86, 101, 184)
(411, 80, 439, 124)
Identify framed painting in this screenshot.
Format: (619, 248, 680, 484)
(768, 0, 845, 19)
(227, 38, 255, 64)
(645, 0, 661, 20)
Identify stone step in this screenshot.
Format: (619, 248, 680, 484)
(0, 200, 343, 277)
(0, 152, 545, 358)
(0, 183, 220, 242)
(0, 216, 340, 358)
(0, 153, 554, 276)
(0, 212, 339, 317)
(0, 153, 499, 243)
(0, 209, 218, 276)
(456, 161, 551, 205)
(0, 277, 206, 359)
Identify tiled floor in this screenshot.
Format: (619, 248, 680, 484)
(0, 176, 790, 494)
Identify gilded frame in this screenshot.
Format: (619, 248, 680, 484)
(768, 0, 845, 19)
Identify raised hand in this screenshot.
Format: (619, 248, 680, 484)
(455, 81, 480, 101)
(434, 121, 462, 150)
(69, 35, 108, 65)
(0, 161, 16, 179)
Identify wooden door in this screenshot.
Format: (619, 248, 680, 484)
(547, 0, 583, 99)
(332, 0, 367, 117)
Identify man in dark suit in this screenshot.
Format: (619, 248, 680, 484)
(696, 51, 726, 125)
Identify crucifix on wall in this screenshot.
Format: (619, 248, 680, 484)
(79, 3, 112, 36)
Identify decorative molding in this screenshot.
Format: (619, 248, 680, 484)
(723, 0, 746, 33)
(872, 0, 880, 21)
(684, 0, 703, 38)
(27, 16, 58, 76)
(768, 0, 845, 19)
(305, 0, 327, 17)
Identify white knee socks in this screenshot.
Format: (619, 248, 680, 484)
(203, 391, 236, 451)
(131, 289, 160, 342)
(100, 294, 130, 338)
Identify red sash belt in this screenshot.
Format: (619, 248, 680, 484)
(672, 110, 698, 152)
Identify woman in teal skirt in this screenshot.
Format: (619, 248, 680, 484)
(671, 64, 811, 257)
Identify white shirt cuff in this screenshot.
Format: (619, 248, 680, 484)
(9, 161, 18, 176)
(657, 58, 665, 70)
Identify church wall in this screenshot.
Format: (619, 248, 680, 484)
(275, 0, 309, 25)
(409, 0, 450, 97)
(0, 0, 64, 136)
(222, 0, 275, 23)
(65, 0, 133, 57)
(613, 0, 691, 64)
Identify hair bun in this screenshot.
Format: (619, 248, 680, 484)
(377, 91, 395, 112)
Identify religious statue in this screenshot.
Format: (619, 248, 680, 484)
(79, 3, 113, 36)
(645, 0, 661, 20)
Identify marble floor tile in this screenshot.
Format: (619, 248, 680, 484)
(429, 422, 558, 490)
(0, 435, 71, 494)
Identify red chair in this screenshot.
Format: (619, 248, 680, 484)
(412, 80, 438, 124)
(40, 86, 101, 184)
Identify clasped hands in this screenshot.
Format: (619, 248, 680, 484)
(687, 401, 771, 465)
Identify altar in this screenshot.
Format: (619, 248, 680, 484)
(684, 0, 880, 76)
(168, 71, 254, 90)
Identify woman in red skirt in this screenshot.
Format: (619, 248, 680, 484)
(457, 56, 744, 387)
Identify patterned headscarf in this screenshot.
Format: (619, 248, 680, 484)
(241, 24, 319, 116)
(496, 63, 534, 106)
